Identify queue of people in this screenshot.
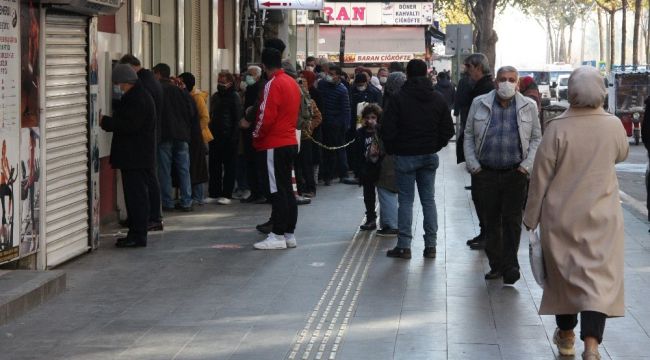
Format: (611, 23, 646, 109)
(103, 45, 626, 359)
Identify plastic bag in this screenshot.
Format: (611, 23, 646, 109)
(523, 227, 546, 288)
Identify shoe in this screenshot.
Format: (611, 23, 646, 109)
(256, 220, 273, 234)
(466, 234, 482, 246)
(284, 233, 297, 248)
(376, 227, 399, 237)
(469, 240, 486, 250)
(386, 246, 411, 259)
(484, 270, 502, 280)
(302, 192, 316, 198)
(254, 196, 269, 204)
(115, 237, 147, 248)
(296, 195, 311, 205)
(423, 247, 436, 258)
(360, 219, 377, 231)
(175, 204, 194, 212)
(162, 206, 175, 212)
(241, 195, 257, 203)
(341, 177, 359, 185)
(148, 221, 164, 232)
(254, 233, 287, 250)
(464, 186, 472, 190)
(232, 190, 251, 200)
(553, 328, 576, 356)
(503, 268, 521, 285)
(582, 349, 601, 360)
(216, 197, 232, 205)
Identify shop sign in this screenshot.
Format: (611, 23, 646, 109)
(304, 2, 433, 26)
(319, 52, 423, 63)
(258, 0, 324, 10)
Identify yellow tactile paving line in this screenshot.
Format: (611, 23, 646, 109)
(287, 223, 379, 360)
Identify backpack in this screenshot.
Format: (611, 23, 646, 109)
(297, 87, 313, 131)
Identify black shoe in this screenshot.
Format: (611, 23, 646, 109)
(386, 246, 411, 259)
(469, 240, 486, 250)
(376, 227, 399, 237)
(503, 268, 521, 285)
(115, 237, 147, 248)
(256, 220, 273, 234)
(359, 219, 377, 231)
(466, 234, 482, 246)
(254, 196, 269, 204)
(148, 221, 164, 232)
(484, 270, 502, 280)
(296, 196, 312, 205)
(175, 204, 193, 212)
(464, 186, 472, 190)
(423, 247, 436, 258)
(241, 195, 260, 203)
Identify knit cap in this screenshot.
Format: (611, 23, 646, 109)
(112, 63, 138, 84)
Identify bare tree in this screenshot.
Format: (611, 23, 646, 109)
(633, 0, 642, 66)
(598, 7, 606, 61)
(596, 0, 622, 69)
(621, 0, 627, 66)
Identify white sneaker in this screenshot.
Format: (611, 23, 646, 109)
(254, 233, 287, 250)
(216, 197, 232, 205)
(240, 190, 251, 200)
(285, 233, 297, 248)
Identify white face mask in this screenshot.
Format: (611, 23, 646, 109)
(497, 81, 517, 99)
(379, 76, 388, 84)
(357, 85, 367, 91)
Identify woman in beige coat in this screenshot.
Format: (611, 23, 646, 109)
(523, 66, 629, 360)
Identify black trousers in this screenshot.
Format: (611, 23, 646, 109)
(262, 146, 298, 235)
(296, 139, 316, 194)
(470, 174, 486, 239)
(474, 168, 528, 273)
(556, 311, 607, 344)
(145, 169, 162, 222)
(362, 181, 376, 220)
(121, 169, 150, 244)
(321, 123, 349, 181)
(209, 138, 237, 199)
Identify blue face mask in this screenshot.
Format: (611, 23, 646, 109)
(245, 75, 256, 86)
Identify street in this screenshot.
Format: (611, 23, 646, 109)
(617, 142, 648, 222)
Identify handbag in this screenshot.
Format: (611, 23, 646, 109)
(522, 226, 546, 287)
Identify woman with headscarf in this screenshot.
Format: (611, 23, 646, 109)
(301, 70, 324, 183)
(523, 66, 629, 360)
(518, 75, 541, 112)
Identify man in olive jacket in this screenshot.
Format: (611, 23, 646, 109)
(101, 64, 156, 248)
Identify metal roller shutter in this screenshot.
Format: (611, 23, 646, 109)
(44, 13, 90, 267)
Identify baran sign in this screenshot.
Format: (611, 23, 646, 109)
(310, 2, 433, 26)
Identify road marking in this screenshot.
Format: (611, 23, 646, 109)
(619, 190, 648, 218)
(287, 223, 379, 360)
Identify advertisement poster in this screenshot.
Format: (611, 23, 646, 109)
(89, 17, 100, 249)
(18, 0, 41, 258)
(0, 0, 21, 264)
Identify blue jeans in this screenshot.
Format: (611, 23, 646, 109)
(395, 153, 439, 249)
(193, 183, 206, 204)
(377, 187, 398, 229)
(158, 140, 192, 208)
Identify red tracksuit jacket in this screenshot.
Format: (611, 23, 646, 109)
(253, 69, 301, 151)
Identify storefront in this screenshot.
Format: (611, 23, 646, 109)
(0, 0, 121, 269)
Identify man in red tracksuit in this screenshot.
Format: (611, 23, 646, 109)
(253, 47, 302, 250)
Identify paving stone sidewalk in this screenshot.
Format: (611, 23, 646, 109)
(0, 146, 649, 360)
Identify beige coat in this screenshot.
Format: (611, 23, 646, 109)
(523, 107, 629, 317)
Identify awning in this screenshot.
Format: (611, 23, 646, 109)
(298, 26, 426, 63)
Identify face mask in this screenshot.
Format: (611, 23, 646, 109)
(306, 66, 315, 72)
(497, 81, 517, 99)
(325, 75, 334, 83)
(218, 84, 228, 93)
(379, 76, 387, 85)
(245, 75, 256, 86)
(357, 85, 368, 91)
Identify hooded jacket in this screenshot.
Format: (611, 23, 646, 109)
(159, 78, 193, 142)
(381, 76, 455, 156)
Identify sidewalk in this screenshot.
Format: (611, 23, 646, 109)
(0, 145, 649, 359)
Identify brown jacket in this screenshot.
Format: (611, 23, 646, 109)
(523, 107, 629, 317)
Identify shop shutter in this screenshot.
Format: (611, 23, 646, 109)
(44, 13, 90, 267)
(191, 0, 202, 86)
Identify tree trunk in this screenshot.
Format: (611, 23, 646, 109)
(598, 8, 605, 61)
(621, 0, 627, 67)
(472, 0, 498, 72)
(647, 3, 650, 64)
(610, 9, 615, 70)
(568, 22, 574, 64)
(580, 15, 587, 63)
(559, 25, 567, 62)
(547, 12, 556, 63)
(633, 0, 642, 66)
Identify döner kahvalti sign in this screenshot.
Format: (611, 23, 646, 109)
(313, 2, 434, 26)
(258, 0, 324, 10)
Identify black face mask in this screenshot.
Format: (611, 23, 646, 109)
(217, 85, 227, 93)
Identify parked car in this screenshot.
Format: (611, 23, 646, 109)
(557, 74, 569, 101)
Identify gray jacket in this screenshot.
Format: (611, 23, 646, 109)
(463, 90, 542, 174)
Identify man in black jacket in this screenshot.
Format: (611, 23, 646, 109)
(381, 59, 455, 260)
(119, 55, 163, 231)
(101, 64, 156, 248)
(460, 53, 495, 250)
(153, 63, 194, 212)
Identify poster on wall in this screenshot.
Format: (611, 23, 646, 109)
(0, 0, 22, 264)
(18, 0, 41, 258)
(89, 17, 100, 249)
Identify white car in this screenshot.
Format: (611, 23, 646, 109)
(557, 74, 570, 101)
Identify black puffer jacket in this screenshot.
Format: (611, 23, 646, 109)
(381, 76, 455, 156)
(137, 68, 163, 143)
(159, 78, 193, 142)
(209, 87, 242, 143)
(101, 81, 156, 170)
